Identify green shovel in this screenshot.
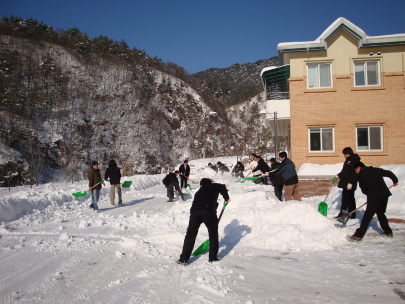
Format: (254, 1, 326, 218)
(191, 201, 228, 257)
(72, 180, 104, 197)
(122, 181, 132, 188)
(317, 176, 338, 217)
(234, 168, 278, 183)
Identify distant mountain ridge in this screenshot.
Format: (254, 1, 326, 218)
(192, 57, 279, 107)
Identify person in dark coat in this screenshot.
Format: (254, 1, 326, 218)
(179, 160, 190, 189)
(275, 152, 301, 201)
(347, 162, 398, 243)
(252, 155, 271, 185)
(177, 178, 230, 265)
(163, 170, 184, 202)
(104, 159, 123, 206)
(217, 162, 229, 174)
(208, 163, 218, 173)
(268, 158, 283, 201)
(335, 147, 360, 221)
(88, 161, 104, 212)
(232, 161, 244, 178)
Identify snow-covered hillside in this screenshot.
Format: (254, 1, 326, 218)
(0, 34, 238, 186)
(1, 159, 404, 303)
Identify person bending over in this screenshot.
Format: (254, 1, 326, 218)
(177, 178, 230, 265)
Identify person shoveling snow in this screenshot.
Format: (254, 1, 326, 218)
(346, 162, 398, 243)
(176, 178, 230, 265)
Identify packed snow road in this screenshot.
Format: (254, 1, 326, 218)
(1, 160, 405, 303)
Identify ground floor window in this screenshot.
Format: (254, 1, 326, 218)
(309, 127, 334, 152)
(356, 126, 383, 151)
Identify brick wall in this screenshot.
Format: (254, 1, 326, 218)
(289, 73, 405, 170)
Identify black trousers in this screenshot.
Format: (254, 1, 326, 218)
(180, 210, 219, 262)
(354, 196, 392, 238)
(167, 183, 182, 200)
(274, 185, 283, 201)
(180, 175, 188, 189)
(341, 189, 356, 215)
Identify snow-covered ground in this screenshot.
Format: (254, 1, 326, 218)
(1, 159, 405, 303)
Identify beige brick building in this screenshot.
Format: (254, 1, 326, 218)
(261, 17, 405, 169)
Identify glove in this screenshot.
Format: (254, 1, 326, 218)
(347, 183, 353, 190)
(394, 183, 398, 187)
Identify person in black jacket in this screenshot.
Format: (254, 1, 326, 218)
(335, 147, 360, 221)
(252, 155, 271, 185)
(179, 160, 190, 189)
(208, 163, 218, 173)
(162, 170, 184, 202)
(104, 159, 122, 206)
(275, 152, 301, 201)
(217, 162, 230, 175)
(268, 158, 283, 201)
(232, 162, 244, 178)
(177, 178, 230, 265)
(347, 162, 398, 243)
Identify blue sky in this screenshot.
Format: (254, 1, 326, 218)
(2, 0, 404, 74)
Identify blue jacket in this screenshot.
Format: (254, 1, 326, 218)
(276, 158, 299, 186)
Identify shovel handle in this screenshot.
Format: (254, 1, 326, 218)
(323, 177, 338, 202)
(218, 200, 228, 223)
(89, 180, 104, 191)
(258, 168, 278, 178)
(349, 184, 395, 215)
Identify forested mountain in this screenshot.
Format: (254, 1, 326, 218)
(0, 16, 278, 187)
(192, 57, 279, 107)
(0, 17, 240, 186)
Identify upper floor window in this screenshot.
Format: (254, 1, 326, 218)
(356, 126, 383, 151)
(309, 127, 334, 152)
(307, 63, 332, 89)
(354, 61, 380, 86)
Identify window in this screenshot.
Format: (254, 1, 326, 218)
(356, 126, 383, 151)
(309, 127, 334, 152)
(307, 63, 332, 88)
(354, 61, 380, 86)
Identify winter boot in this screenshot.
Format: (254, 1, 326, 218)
(176, 260, 187, 266)
(381, 232, 393, 238)
(346, 235, 362, 243)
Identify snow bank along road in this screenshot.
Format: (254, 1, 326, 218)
(1, 162, 405, 303)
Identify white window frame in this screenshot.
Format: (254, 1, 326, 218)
(306, 63, 333, 89)
(308, 127, 335, 152)
(353, 60, 380, 87)
(356, 126, 383, 151)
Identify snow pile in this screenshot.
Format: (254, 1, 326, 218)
(298, 162, 344, 176)
(0, 174, 163, 222)
(183, 159, 348, 252)
(1, 160, 404, 255)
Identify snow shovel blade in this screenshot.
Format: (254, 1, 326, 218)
(234, 178, 245, 183)
(339, 210, 350, 224)
(122, 181, 132, 188)
(187, 184, 192, 190)
(72, 191, 88, 197)
(234, 177, 258, 183)
(318, 202, 328, 217)
(191, 240, 210, 257)
(242, 177, 259, 181)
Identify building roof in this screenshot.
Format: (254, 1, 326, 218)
(277, 17, 405, 56)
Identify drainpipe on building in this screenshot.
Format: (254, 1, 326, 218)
(274, 111, 278, 159)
